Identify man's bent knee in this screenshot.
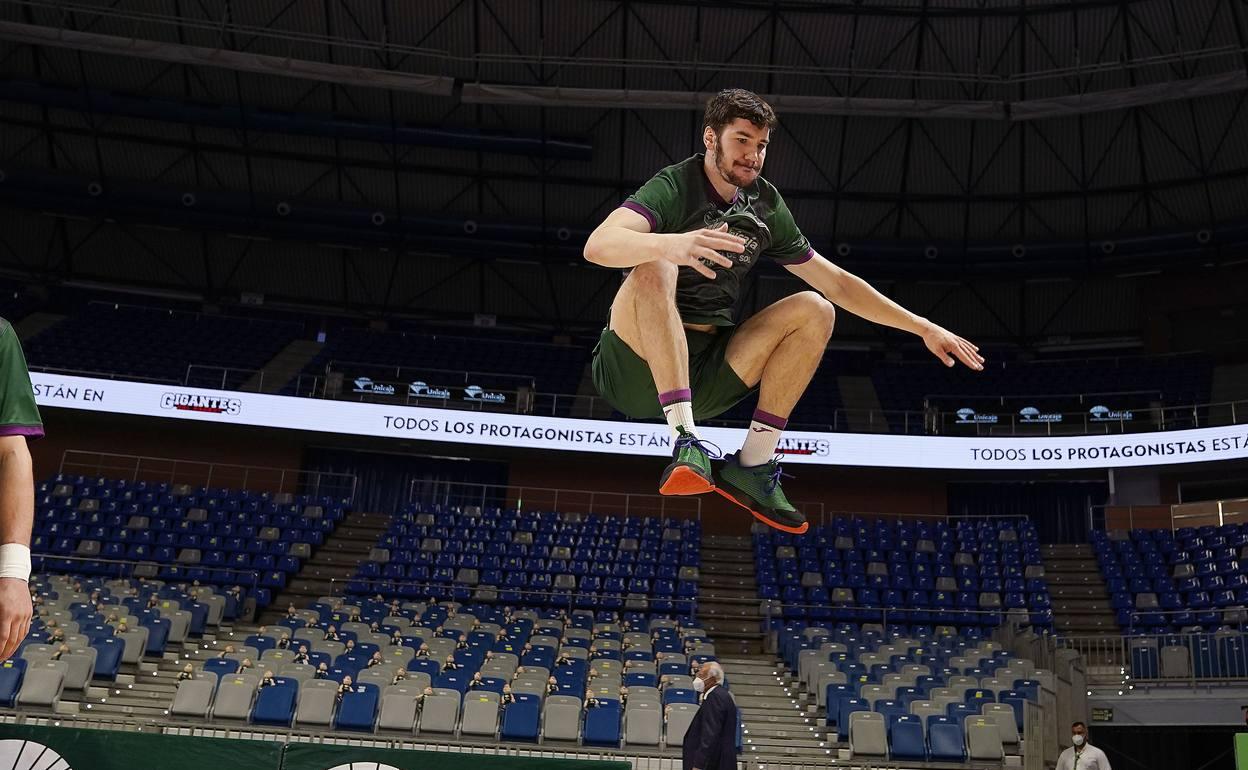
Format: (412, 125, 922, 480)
(795, 291, 836, 335)
(628, 260, 679, 295)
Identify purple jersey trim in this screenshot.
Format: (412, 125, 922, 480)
(0, 425, 44, 438)
(776, 247, 815, 266)
(620, 201, 658, 231)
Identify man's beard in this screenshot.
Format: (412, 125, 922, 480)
(713, 137, 757, 188)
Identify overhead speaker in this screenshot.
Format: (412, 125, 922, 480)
(463, 220, 478, 235)
(1011, 243, 1027, 259)
(1100, 241, 1116, 255)
(87, 181, 104, 197)
(180, 192, 197, 207)
(370, 211, 386, 226)
(556, 226, 571, 242)
(1197, 229, 1212, 244)
(924, 246, 939, 260)
(276, 201, 292, 216)
(835, 243, 851, 258)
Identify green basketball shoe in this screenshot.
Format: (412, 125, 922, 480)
(716, 453, 808, 534)
(659, 428, 719, 496)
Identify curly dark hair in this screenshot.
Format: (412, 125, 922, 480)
(703, 89, 777, 135)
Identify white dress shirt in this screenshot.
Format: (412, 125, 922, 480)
(1056, 743, 1111, 770)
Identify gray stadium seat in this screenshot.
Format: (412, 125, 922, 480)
(849, 711, 887, 757)
(61, 650, 95, 690)
(1161, 645, 1191, 678)
(171, 679, 215, 718)
(418, 689, 460, 734)
(1136, 593, 1159, 610)
(542, 695, 582, 742)
(982, 703, 1020, 749)
(461, 691, 500, 736)
(278, 664, 315, 685)
(665, 702, 698, 747)
(966, 715, 1005, 760)
(295, 679, 337, 727)
(377, 684, 422, 732)
(911, 701, 944, 725)
(357, 668, 395, 689)
(74, 540, 101, 557)
(165, 610, 191, 643)
(212, 673, 259, 720)
(624, 700, 662, 746)
(16, 660, 66, 709)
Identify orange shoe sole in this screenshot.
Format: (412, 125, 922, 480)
(714, 488, 810, 534)
(659, 465, 716, 496)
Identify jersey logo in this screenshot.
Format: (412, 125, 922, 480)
(703, 210, 768, 267)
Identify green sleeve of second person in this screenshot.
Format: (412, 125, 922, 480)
(0, 319, 44, 438)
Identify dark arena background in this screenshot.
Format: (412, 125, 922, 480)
(3, 1, 1248, 768)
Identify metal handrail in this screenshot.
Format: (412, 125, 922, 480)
(405, 480, 702, 521)
(56, 449, 358, 504)
(326, 577, 699, 621)
(183, 364, 264, 393)
(33, 553, 261, 595)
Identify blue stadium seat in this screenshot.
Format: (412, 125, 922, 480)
(0, 659, 25, 706)
(927, 715, 965, 761)
(335, 682, 379, 731)
(251, 679, 297, 726)
(91, 637, 123, 680)
(889, 714, 926, 760)
(499, 693, 540, 741)
(582, 699, 622, 747)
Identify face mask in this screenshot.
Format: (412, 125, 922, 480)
(1072, 735, 1085, 746)
(692, 676, 705, 693)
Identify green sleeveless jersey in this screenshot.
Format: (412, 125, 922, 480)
(621, 154, 813, 326)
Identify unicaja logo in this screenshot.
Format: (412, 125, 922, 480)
(955, 407, 998, 424)
(463, 385, 506, 403)
(353, 377, 395, 395)
(1089, 404, 1133, 421)
(409, 381, 450, 399)
(1019, 406, 1062, 423)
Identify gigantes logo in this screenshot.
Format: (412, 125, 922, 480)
(776, 437, 830, 456)
(160, 392, 241, 415)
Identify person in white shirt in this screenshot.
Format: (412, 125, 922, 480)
(1056, 721, 1111, 770)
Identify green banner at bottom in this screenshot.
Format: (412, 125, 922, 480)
(0, 723, 280, 770)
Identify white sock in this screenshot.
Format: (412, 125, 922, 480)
(738, 408, 787, 467)
(659, 389, 697, 439)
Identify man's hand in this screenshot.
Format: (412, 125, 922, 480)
(0, 577, 31, 661)
(921, 323, 984, 370)
(656, 223, 744, 279)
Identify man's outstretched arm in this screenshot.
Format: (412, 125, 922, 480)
(786, 252, 984, 370)
(0, 434, 33, 661)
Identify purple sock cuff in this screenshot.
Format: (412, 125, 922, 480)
(658, 388, 692, 407)
(752, 408, 788, 430)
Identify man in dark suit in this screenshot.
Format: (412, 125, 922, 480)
(682, 662, 736, 770)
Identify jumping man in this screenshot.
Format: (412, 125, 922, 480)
(585, 89, 983, 534)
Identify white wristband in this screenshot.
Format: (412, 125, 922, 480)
(0, 544, 31, 582)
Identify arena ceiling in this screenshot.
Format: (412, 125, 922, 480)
(0, 0, 1247, 331)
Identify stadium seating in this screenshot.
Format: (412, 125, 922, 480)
(25, 302, 300, 388)
(347, 504, 700, 615)
(30, 473, 349, 608)
(756, 517, 1053, 632)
